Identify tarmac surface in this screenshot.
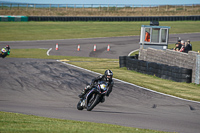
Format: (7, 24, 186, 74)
(0, 33, 200, 133)
(0, 33, 200, 58)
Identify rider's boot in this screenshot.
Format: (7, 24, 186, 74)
(79, 85, 91, 98)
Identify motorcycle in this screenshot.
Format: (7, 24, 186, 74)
(0, 48, 10, 58)
(77, 81, 108, 111)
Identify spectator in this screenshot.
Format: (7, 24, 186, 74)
(184, 40, 192, 53)
(144, 31, 150, 42)
(177, 40, 182, 49)
(187, 40, 192, 51)
(179, 40, 185, 52)
(173, 43, 181, 51)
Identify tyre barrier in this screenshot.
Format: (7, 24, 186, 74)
(28, 16, 200, 21)
(119, 56, 192, 83)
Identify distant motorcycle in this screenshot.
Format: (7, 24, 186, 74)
(0, 48, 10, 58)
(77, 81, 108, 111)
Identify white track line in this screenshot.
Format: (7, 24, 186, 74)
(57, 60, 200, 104)
(128, 49, 139, 56)
(47, 48, 52, 56)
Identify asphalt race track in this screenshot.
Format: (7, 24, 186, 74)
(0, 33, 200, 133)
(0, 33, 200, 58)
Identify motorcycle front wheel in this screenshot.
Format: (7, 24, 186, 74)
(86, 91, 100, 111)
(77, 100, 84, 110)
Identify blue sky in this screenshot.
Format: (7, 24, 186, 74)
(1, 0, 200, 5)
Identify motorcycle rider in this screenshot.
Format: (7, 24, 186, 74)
(1, 45, 11, 58)
(79, 70, 114, 103)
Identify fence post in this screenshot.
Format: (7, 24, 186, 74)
(34, 4, 35, 10)
(158, 5, 159, 11)
(10, 3, 12, 10)
(99, 5, 101, 11)
(107, 4, 109, 11)
(149, 5, 151, 12)
(82, 4, 84, 11)
(165, 5, 168, 11)
(74, 4, 76, 11)
(49, 4, 51, 11)
(184, 4, 185, 11)
(132, 5, 134, 11)
(66, 4, 67, 11)
(58, 4, 59, 11)
(26, 4, 28, 10)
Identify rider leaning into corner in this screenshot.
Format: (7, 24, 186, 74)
(1, 45, 11, 58)
(79, 69, 114, 103)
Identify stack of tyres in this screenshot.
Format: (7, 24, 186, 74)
(171, 66, 181, 82)
(147, 62, 158, 76)
(126, 56, 137, 71)
(138, 60, 147, 74)
(179, 68, 192, 83)
(119, 56, 192, 83)
(160, 65, 173, 80)
(119, 56, 127, 68)
(126, 57, 132, 70)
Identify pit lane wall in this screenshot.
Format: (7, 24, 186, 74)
(138, 48, 200, 84)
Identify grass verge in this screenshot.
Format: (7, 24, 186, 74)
(0, 21, 200, 41)
(0, 111, 168, 133)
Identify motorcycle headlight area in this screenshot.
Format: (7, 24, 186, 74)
(100, 84, 107, 91)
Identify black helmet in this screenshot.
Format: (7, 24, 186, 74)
(104, 70, 113, 81)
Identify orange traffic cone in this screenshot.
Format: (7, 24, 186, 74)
(93, 44, 96, 51)
(56, 43, 58, 50)
(77, 45, 80, 51)
(107, 44, 110, 51)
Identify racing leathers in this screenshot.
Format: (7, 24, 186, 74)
(79, 74, 114, 101)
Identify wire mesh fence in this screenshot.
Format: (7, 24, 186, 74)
(0, 3, 200, 16)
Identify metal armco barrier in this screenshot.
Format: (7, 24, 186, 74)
(119, 56, 192, 83)
(28, 16, 200, 21)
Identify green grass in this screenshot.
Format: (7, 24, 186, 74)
(0, 112, 168, 133)
(0, 21, 200, 41)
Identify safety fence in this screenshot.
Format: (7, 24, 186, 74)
(0, 3, 199, 16)
(119, 56, 192, 83)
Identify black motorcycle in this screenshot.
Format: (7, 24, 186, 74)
(77, 81, 108, 111)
